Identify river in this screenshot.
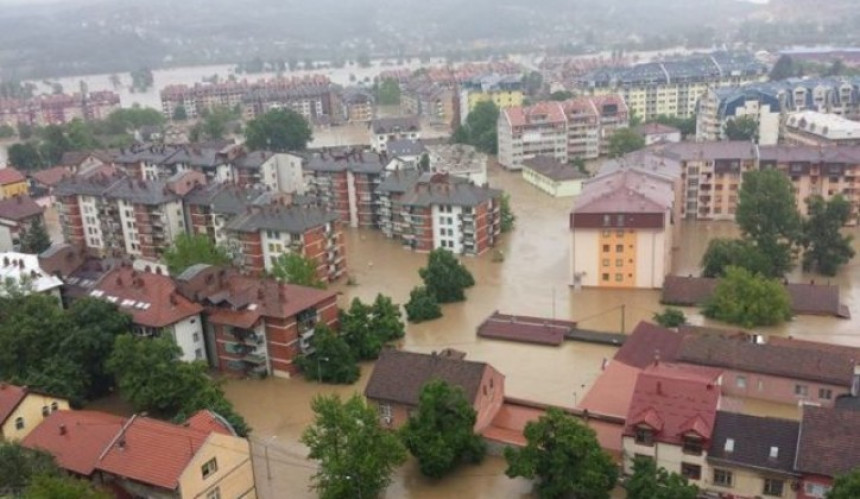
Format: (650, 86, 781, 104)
(218, 161, 860, 498)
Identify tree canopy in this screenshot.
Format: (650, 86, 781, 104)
(723, 115, 759, 142)
(172, 105, 188, 121)
(401, 379, 486, 478)
(269, 252, 325, 288)
(295, 324, 360, 384)
(700, 237, 771, 278)
(802, 195, 855, 276)
(829, 468, 860, 499)
(404, 286, 442, 323)
(302, 394, 406, 499)
(736, 169, 802, 278)
(453, 100, 499, 154)
(339, 295, 405, 361)
(608, 128, 646, 158)
(419, 249, 475, 303)
(0, 443, 59, 496)
(703, 266, 793, 328)
(653, 308, 686, 328)
(648, 114, 696, 138)
(8, 143, 44, 171)
(504, 408, 618, 499)
(376, 78, 401, 106)
(24, 473, 111, 499)
(163, 234, 231, 276)
(244, 108, 313, 152)
(625, 457, 698, 499)
(500, 193, 516, 233)
(19, 218, 52, 254)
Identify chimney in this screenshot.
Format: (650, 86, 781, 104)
(59, 424, 67, 436)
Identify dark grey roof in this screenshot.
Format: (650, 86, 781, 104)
(233, 151, 275, 170)
(378, 169, 422, 194)
(708, 411, 799, 475)
(522, 156, 588, 181)
(184, 184, 270, 215)
(796, 406, 860, 477)
(304, 149, 387, 174)
(54, 174, 122, 197)
(371, 116, 420, 134)
(387, 139, 426, 158)
(398, 175, 500, 207)
(106, 177, 179, 205)
(226, 205, 338, 234)
(176, 263, 215, 282)
(114, 145, 180, 165)
(163, 147, 225, 168)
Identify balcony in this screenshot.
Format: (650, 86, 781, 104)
(230, 327, 264, 344)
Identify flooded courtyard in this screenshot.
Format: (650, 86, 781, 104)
(223, 162, 860, 498)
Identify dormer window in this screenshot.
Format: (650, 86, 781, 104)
(683, 435, 703, 455)
(634, 427, 654, 446)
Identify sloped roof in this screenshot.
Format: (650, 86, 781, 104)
(708, 411, 799, 474)
(573, 169, 673, 214)
(387, 139, 426, 158)
(0, 252, 64, 294)
(398, 174, 500, 207)
(185, 410, 236, 436)
(225, 205, 338, 234)
(522, 156, 587, 182)
(0, 167, 26, 185)
(304, 149, 388, 174)
(503, 101, 566, 128)
(0, 383, 28, 425)
(21, 410, 125, 476)
(637, 122, 680, 136)
(795, 406, 860, 477)
(613, 322, 684, 369)
(0, 195, 43, 221)
(371, 116, 420, 134)
(184, 183, 270, 215)
(365, 349, 493, 407)
(31, 166, 73, 187)
(233, 150, 275, 170)
(578, 360, 641, 418)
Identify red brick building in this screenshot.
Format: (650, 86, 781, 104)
(175, 265, 338, 377)
(303, 148, 388, 228)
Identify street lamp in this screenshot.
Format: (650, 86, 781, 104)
(316, 356, 330, 382)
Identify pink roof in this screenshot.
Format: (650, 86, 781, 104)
(186, 410, 234, 436)
(503, 101, 566, 128)
(0, 168, 25, 185)
(624, 366, 721, 444)
(578, 361, 641, 418)
(22, 410, 125, 476)
(31, 166, 73, 187)
(573, 169, 674, 214)
(0, 383, 27, 425)
(92, 267, 203, 328)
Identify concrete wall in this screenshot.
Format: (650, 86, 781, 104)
(570, 229, 599, 287)
(522, 168, 583, 197)
(634, 227, 668, 289)
(171, 315, 206, 363)
(622, 436, 708, 489)
(274, 153, 306, 194)
(1, 393, 70, 441)
(179, 433, 257, 499)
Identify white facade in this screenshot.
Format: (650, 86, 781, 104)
(622, 436, 708, 488)
(633, 223, 671, 289)
(0, 225, 12, 252)
(170, 315, 206, 362)
(117, 200, 141, 256)
(260, 229, 302, 270)
(372, 130, 421, 153)
(432, 205, 464, 254)
(273, 153, 306, 194)
(497, 112, 568, 171)
(522, 168, 583, 198)
(163, 200, 187, 242)
(425, 144, 489, 186)
(570, 230, 599, 287)
(80, 196, 105, 251)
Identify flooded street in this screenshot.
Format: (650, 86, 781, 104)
(224, 162, 860, 498)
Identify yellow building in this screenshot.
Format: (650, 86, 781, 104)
(0, 168, 28, 199)
(459, 73, 524, 125)
(0, 383, 69, 441)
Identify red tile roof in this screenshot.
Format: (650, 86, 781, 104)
(624, 365, 721, 444)
(0, 195, 43, 221)
(0, 383, 28, 425)
(578, 360, 641, 418)
(91, 267, 203, 328)
(31, 167, 72, 187)
(573, 169, 674, 214)
(185, 410, 235, 436)
(0, 167, 25, 185)
(503, 101, 566, 128)
(796, 406, 860, 478)
(96, 416, 211, 490)
(476, 311, 575, 346)
(21, 410, 125, 476)
(613, 322, 685, 369)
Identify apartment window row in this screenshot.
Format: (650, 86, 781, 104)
(601, 273, 626, 283)
(40, 401, 60, 417)
(602, 244, 629, 253)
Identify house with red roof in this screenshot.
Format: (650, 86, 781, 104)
(622, 362, 723, 486)
(0, 167, 28, 199)
(0, 382, 69, 441)
(22, 410, 255, 499)
(0, 195, 45, 252)
(794, 406, 860, 499)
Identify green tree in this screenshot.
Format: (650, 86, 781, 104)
(163, 234, 231, 276)
(130, 67, 154, 92)
(829, 468, 860, 499)
(0, 443, 59, 496)
(376, 78, 401, 106)
(770, 55, 796, 80)
(0, 124, 15, 138)
(24, 474, 111, 499)
(524, 71, 544, 96)
(736, 169, 802, 278)
(418, 152, 430, 171)
(244, 108, 313, 152)
(723, 116, 759, 142)
(700, 238, 771, 278)
(105, 107, 165, 133)
(370, 293, 405, 342)
(296, 325, 360, 384)
(625, 456, 698, 499)
(504, 408, 617, 499)
(107, 334, 249, 435)
(405, 286, 442, 323)
(37, 126, 72, 165)
(653, 308, 686, 328)
(463, 100, 500, 155)
(340, 298, 382, 360)
(65, 298, 133, 398)
(826, 59, 847, 77)
(172, 105, 188, 121)
(802, 195, 855, 276)
(703, 266, 793, 328)
(401, 379, 486, 478)
(197, 106, 236, 141)
(549, 90, 573, 101)
(419, 249, 475, 303)
(269, 252, 324, 288)
(302, 394, 407, 499)
(500, 193, 515, 233)
(19, 218, 52, 254)
(65, 119, 99, 151)
(608, 128, 646, 158)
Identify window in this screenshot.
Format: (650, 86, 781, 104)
(206, 488, 221, 499)
(615, 244, 624, 252)
(680, 463, 701, 480)
(614, 273, 623, 282)
(804, 482, 832, 498)
(201, 458, 218, 479)
(195, 349, 203, 360)
(42, 406, 50, 417)
(758, 380, 764, 392)
(795, 384, 809, 397)
(615, 229, 624, 237)
(602, 273, 609, 282)
(682, 437, 703, 455)
(602, 259, 610, 267)
(14, 417, 24, 430)
(634, 427, 654, 446)
(615, 259, 623, 267)
(736, 375, 747, 389)
(602, 230, 611, 237)
(763, 479, 784, 497)
(713, 469, 733, 487)
(379, 403, 392, 420)
(602, 245, 610, 252)
(50, 402, 58, 412)
(819, 388, 833, 400)
(193, 333, 200, 343)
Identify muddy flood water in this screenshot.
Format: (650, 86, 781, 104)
(217, 162, 860, 498)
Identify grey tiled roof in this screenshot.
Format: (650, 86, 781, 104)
(371, 116, 420, 134)
(226, 205, 338, 234)
(708, 411, 799, 474)
(398, 175, 500, 207)
(304, 149, 387, 174)
(387, 139, 426, 157)
(54, 174, 122, 197)
(378, 169, 423, 194)
(107, 177, 179, 205)
(184, 184, 270, 215)
(233, 151, 275, 170)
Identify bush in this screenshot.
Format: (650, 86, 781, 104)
(405, 286, 442, 323)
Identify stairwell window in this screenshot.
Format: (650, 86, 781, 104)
(201, 458, 218, 479)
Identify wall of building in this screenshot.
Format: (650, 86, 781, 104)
(570, 229, 600, 287)
(703, 463, 799, 499)
(1, 181, 29, 199)
(179, 434, 256, 499)
(0, 225, 14, 252)
(274, 153, 305, 194)
(634, 227, 668, 289)
(798, 475, 833, 499)
(432, 205, 463, 254)
(1, 393, 70, 441)
(719, 369, 846, 408)
(473, 368, 505, 433)
(522, 169, 583, 197)
(622, 437, 708, 488)
(170, 315, 206, 363)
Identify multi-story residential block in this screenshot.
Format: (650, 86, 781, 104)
(0, 252, 64, 300)
(232, 150, 305, 193)
(365, 349, 505, 430)
(0, 168, 29, 199)
(705, 412, 801, 499)
(22, 409, 256, 499)
(370, 117, 421, 153)
(0, 196, 45, 251)
(696, 86, 782, 144)
(569, 168, 675, 289)
(184, 183, 275, 249)
(303, 148, 389, 228)
(784, 110, 860, 146)
(0, 91, 120, 128)
(0, 383, 69, 441)
(562, 98, 601, 160)
(575, 52, 767, 122)
(402, 81, 456, 125)
(377, 171, 502, 255)
(622, 363, 722, 487)
(498, 101, 568, 170)
(115, 143, 240, 183)
(425, 143, 488, 186)
(588, 94, 631, 155)
(522, 156, 587, 197)
(341, 87, 374, 123)
(224, 204, 345, 282)
(89, 265, 206, 362)
(175, 264, 338, 377)
(459, 74, 524, 125)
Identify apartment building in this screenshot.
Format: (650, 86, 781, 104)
(401, 81, 456, 126)
(184, 183, 277, 248)
(224, 204, 345, 282)
(498, 95, 629, 170)
(0, 91, 120, 128)
(370, 117, 421, 153)
(569, 168, 675, 289)
(175, 264, 338, 377)
(574, 52, 767, 121)
(341, 87, 374, 123)
(459, 74, 524, 125)
(425, 143, 488, 185)
(303, 148, 389, 228)
(0, 196, 45, 251)
(232, 150, 305, 193)
(784, 111, 860, 146)
(377, 171, 502, 255)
